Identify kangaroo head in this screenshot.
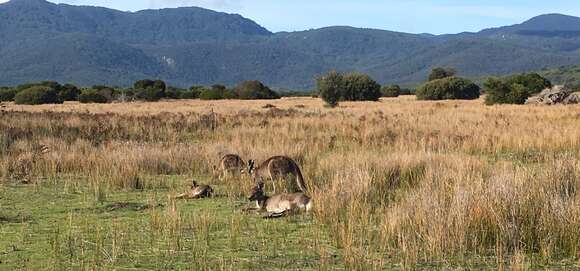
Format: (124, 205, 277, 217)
(191, 180, 198, 189)
(248, 181, 265, 201)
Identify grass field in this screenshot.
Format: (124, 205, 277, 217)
(1, 96, 580, 270)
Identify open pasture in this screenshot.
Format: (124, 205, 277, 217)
(1, 97, 580, 270)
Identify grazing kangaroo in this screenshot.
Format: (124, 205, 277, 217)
(214, 154, 246, 179)
(247, 181, 312, 218)
(247, 156, 307, 193)
(175, 180, 213, 199)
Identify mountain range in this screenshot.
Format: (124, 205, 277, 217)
(1, 0, 580, 89)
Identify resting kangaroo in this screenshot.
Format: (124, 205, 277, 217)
(247, 156, 307, 193)
(247, 181, 312, 218)
(214, 154, 246, 178)
(175, 180, 213, 199)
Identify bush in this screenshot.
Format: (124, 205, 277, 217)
(383, 84, 401, 97)
(484, 73, 553, 105)
(400, 88, 414, 95)
(416, 77, 480, 100)
(0, 87, 18, 102)
(14, 86, 62, 105)
(342, 73, 382, 101)
(58, 84, 80, 101)
(428, 67, 456, 81)
(78, 89, 109, 104)
(233, 80, 280, 100)
(484, 79, 528, 105)
(133, 79, 166, 101)
(316, 71, 344, 107)
(199, 85, 237, 100)
(505, 73, 552, 95)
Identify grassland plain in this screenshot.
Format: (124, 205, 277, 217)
(1, 96, 580, 270)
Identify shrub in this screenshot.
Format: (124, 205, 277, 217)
(199, 85, 237, 100)
(342, 73, 382, 101)
(316, 71, 344, 107)
(135, 88, 165, 101)
(165, 87, 185, 99)
(400, 88, 414, 95)
(484, 73, 552, 105)
(233, 80, 280, 100)
(0, 87, 18, 102)
(14, 86, 62, 105)
(133, 79, 166, 101)
(428, 67, 456, 81)
(58, 84, 80, 101)
(78, 89, 109, 104)
(416, 77, 480, 100)
(383, 84, 401, 97)
(505, 73, 552, 95)
(483, 79, 528, 105)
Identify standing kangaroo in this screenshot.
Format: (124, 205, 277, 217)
(214, 154, 246, 179)
(248, 181, 312, 218)
(247, 156, 307, 193)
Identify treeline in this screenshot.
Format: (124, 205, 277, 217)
(0, 68, 554, 106)
(317, 67, 554, 107)
(0, 79, 281, 105)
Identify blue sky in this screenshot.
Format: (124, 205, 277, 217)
(3, 0, 580, 34)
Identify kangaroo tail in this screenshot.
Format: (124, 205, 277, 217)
(295, 164, 308, 193)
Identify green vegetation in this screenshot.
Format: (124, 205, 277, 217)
(316, 71, 382, 107)
(233, 80, 281, 100)
(0, 87, 17, 102)
(540, 65, 580, 90)
(0, 183, 330, 270)
(484, 73, 552, 105)
(14, 86, 62, 105)
(416, 77, 480, 100)
(78, 89, 109, 104)
(382, 84, 401, 97)
(316, 71, 343, 107)
(428, 67, 456, 82)
(200, 85, 236, 100)
(58, 83, 81, 101)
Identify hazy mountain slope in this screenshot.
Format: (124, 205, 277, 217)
(2, 0, 580, 89)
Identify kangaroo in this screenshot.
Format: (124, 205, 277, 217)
(247, 156, 307, 193)
(175, 180, 214, 199)
(213, 154, 246, 179)
(247, 181, 312, 218)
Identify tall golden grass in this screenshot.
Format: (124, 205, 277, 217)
(1, 97, 579, 268)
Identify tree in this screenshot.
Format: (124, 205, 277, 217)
(316, 71, 344, 107)
(59, 84, 81, 101)
(416, 77, 480, 100)
(383, 84, 401, 97)
(428, 67, 456, 81)
(505, 73, 552, 95)
(342, 73, 382, 101)
(78, 89, 109, 104)
(133, 79, 167, 101)
(14, 86, 62, 105)
(0, 87, 18, 102)
(233, 80, 280, 100)
(199, 85, 237, 100)
(484, 73, 552, 105)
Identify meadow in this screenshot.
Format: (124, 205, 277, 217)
(1, 96, 579, 270)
